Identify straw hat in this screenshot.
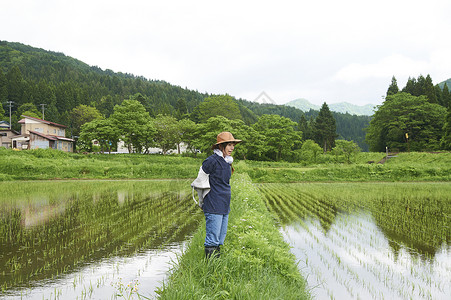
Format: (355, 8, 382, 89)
(212, 132, 242, 149)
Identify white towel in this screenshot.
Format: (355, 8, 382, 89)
(191, 166, 210, 208)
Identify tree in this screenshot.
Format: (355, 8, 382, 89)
(191, 95, 243, 123)
(192, 116, 236, 154)
(252, 114, 301, 161)
(34, 80, 56, 108)
(0, 101, 5, 119)
(400, 74, 438, 104)
(110, 99, 151, 153)
(7, 66, 25, 107)
(402, 77, 418, 96)
(17, 103, 41, 119)
(79, 118, 120, 153)
(386, 76, 399, 97)
(70, 104, 103, 137)
(441, 106, 451, 150)
(441, 83, 451, 108)
(314, 103, 338, 152)
(138, 121, 157, 154)
(332, 140, 361, 163)
(153, 114, 179, 155)
(300, 139, 322, 164)
(175, 98, 188, 119)
(177, 118, 197, 154)
(0, 69, 8, 105)
(191, 115, 258, 160)
(424, 74, 437, 104)
(298, 114, 314, 140)
(366, 93, 446, 152)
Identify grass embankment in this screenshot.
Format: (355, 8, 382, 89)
(1, 148, 450, 182)
(0, 148, 202, 180)
(157, 173, 310, 300)
(237, 152, 451, 182)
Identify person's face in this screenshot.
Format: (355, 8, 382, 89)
(222, 142, 235, 157)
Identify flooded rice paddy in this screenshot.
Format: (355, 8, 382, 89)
(1, 180, 450, 299)
(0, 180, 202, 299)
(259, 182, 450, 300)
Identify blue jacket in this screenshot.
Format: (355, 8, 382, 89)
(201, 154, 232, 214)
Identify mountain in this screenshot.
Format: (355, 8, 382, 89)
(0, 40, 370, 151)
(286, 98, 376, 116)
(438, 78, 451, 89)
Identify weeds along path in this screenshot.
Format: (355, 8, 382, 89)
(157, 174, 311, 300)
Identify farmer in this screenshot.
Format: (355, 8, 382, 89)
(199, 131, 241, 259)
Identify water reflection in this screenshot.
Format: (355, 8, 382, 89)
(259, 182, 450, 299)
(282, 214, 450, 300)
(0, 180, 202, 299)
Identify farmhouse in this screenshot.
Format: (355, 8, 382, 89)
(10, 115, 74, 152)
(0, 121, 20, 148)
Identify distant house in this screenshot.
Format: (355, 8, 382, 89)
(11, 115, 74, 152)
(0, 121, 20, 148)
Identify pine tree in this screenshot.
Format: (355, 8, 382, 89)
(0, 69, 8, 105)
(424, 74, 437, 103)
(6, 66, 25, 107)
(386, 76, 399, 97)
(402, 77, 417, 96)
(298, 114, 313, 140)
(314, 102, 338, 152)
(442, 83, 451, 108)
(440, 106, 451, 150)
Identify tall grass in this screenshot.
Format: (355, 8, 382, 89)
(157, 174, 311, 300)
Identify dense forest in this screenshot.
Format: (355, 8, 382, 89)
(1, 41, 450, 154)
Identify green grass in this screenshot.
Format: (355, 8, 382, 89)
(1, 148, 450, 182)
(0, 148, 202, 180)
(237, 152, 451, 182)
(156, 174, 311, 300)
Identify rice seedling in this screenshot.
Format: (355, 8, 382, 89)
(258, 182, 450, 300)
(0, 180, 202, 298)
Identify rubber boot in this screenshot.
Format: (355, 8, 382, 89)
(205, 246, 219, 259)
(215, 245, 221, 258)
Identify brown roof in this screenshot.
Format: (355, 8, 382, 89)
(29, 131, 74, 142)
(29, 130, 57, 141)
(19, 115, 67, 128)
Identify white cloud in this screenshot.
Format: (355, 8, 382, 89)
(333, 55, 431, 84)
(2, 0, 451, 106)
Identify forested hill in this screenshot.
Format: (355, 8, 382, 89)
(0, 41, 370, 150)
(0, 41, 208, 121)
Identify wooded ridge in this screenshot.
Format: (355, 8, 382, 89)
(0, 41, 371, 150)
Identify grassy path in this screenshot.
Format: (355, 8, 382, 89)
(156, 173, 311, 300)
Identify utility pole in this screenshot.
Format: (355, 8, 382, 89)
(6, 101, 13, 129)
(39, 103, 47, 120)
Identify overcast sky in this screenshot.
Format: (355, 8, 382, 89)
(1, 0, 451, 106)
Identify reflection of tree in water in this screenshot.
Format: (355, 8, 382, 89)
(0, 187, 202, 293)
(258, 185, 339, 233)
(370, 197, 449, 260)
(259, 183, 449, 261)
(317, 199, 339, 234)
